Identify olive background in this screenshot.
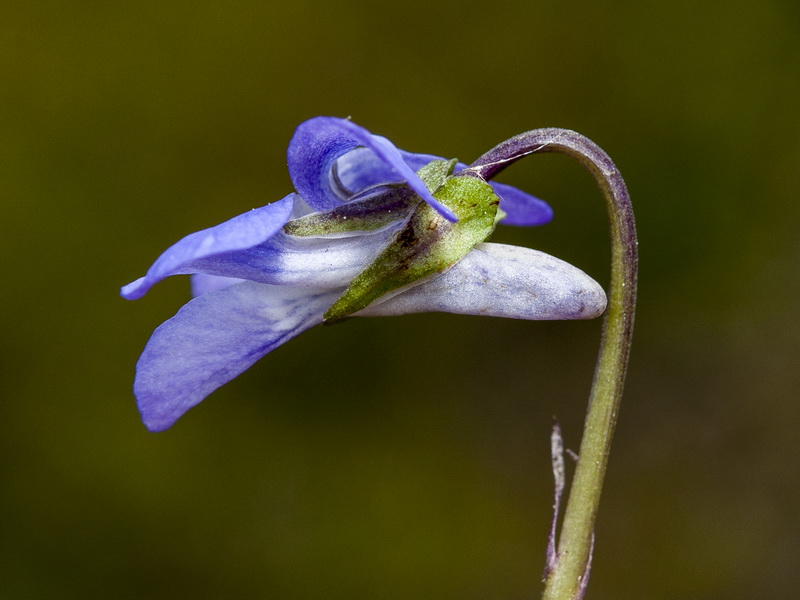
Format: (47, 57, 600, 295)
(3, 1, 799, 598)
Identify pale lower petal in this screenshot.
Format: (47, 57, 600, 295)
(134, 281, 341, 431)
(357, 243, 607, 320)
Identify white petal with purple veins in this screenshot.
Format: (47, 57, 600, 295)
(185, 225, 401, 288)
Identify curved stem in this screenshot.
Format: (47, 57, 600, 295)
(469, 129, 638, 600)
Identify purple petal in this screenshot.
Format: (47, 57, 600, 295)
(121, 195, 295, 300)
(357, 243, 606, 320)
(287, 117, 457, 222)
(335, 148, 552, 226)
(134, 281, 342, 431)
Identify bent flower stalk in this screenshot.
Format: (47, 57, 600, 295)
(123, 116, 638, 600)
(122, 117, 608, 433)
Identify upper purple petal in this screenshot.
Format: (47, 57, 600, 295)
(134, 280, 342, 431)
(120, 195, 295, 300)
(287, 117, 457, 222)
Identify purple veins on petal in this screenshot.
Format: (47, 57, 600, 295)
(183, 222, 404, 289)
(121, 195, 295, 300)
(134, 281, 342, 432)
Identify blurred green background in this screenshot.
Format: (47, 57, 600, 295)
(3, 1, 799, 598)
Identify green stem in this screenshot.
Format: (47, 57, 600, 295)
(469, 129, 637, 600)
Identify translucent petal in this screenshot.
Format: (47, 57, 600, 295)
(183, 225, 401, 288)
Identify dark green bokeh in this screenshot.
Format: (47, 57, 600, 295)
(3, 1, 799, 598)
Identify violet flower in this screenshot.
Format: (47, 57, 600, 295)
(122, 117, 606, 432)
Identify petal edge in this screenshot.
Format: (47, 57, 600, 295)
(121, 195, 294, 300)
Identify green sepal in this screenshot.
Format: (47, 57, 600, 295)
(416, 157, 457, 192)
(324, 162, 500, 321)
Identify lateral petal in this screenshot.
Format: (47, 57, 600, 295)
(121, 195, 294, 300)
(357, 243, 607, 320)
(134, 281, 342, 431)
